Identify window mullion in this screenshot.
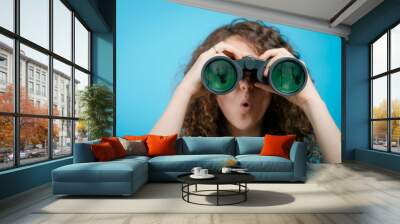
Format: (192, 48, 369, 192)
(13, 0, 21, 167)
(71, 10, 76, 156)
(48, 0, 54, 160)
(388, 30, 391, 152)
(370, 45, 374, 149)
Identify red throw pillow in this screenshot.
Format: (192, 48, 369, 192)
(101, 137, 127, 158)
(91, 142, 117, 161)
(146, 134, 177, 157)
(259, 134, 296, 159)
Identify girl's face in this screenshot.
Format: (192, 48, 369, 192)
(216, 36, 272, 135)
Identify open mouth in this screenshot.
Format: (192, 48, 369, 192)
(240, 101, 251, 110)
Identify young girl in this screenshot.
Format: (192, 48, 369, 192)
(150, 20, 341, 163)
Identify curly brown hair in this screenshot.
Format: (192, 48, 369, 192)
(180, 19, 313, 140)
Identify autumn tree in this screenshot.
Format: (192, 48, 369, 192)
(372, 99, 400, 144)
(0, 84, 59, 152)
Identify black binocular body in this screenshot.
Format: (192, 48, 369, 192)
(201, 56, 308, 96)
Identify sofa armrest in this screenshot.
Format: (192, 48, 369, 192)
(73, 140, 100, 163)
(289, 141, 307, 181)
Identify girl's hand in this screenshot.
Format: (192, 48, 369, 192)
(178, 41, 247, 99)
(254, 48, 322, 110)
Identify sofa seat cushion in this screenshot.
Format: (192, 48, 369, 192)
(236, 155, 293, 172)
(52, 159, 147, 183)
(149, 154, 235, 172)
(116, 155, 150, 163)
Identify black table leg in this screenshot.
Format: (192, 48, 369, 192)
(245, 183, 247, 201)
(188, 184, 190, 202)
(217, 184, 219, 206)
(195, 184, 197, 192)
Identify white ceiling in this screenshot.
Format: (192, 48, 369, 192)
(171, 0, 384, 38)
(229, 0, 353, 22)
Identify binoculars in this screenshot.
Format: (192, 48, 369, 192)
(201, 56, 308, 96)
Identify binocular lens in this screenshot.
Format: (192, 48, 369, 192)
(270, 60, 306, 95)
(202, 59, 238, 94)
(201, 56, 307, 95)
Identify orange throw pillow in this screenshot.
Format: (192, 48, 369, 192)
(123, 135, 148, 141)
(101, 137, 127, 158)
(91, 142, 117, 161)
(259, 134, 296, 159)
(146, 134, 177, 157)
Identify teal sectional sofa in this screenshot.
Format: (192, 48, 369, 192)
(52, 137, 306, 196)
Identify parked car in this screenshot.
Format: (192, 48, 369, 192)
(8, 150, 32, 160)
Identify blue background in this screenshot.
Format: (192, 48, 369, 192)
(116, 0, 342, 136)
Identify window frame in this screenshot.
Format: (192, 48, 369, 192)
(0, 0, 92, 171)
(369, 20, 400, 154)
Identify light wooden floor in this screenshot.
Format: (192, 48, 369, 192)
(1, 162, 400, 224)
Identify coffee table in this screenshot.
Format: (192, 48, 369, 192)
(177, 172, 255, 206)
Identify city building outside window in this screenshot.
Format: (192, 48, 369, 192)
(28, 81, 34, 94)
(0, 71, 6, 85)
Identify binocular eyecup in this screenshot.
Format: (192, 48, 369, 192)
(201, 56, 308, 96)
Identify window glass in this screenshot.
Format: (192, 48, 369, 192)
(372, 121, 388, 151)
(74, 69, 89, 118)
(372, 76, 387, 119)
(391, 72, 400, 118)
(53, 59, 72, 117)
(391, 120, 400, 153)
(0, 35, 14, 113)
(20, 44, 49, 115)
(19, 117, 49, 165)
(75, 120, 88, 143)
(53, 0, 72, 60)
(372, 33, 387, 76)
(391, 24, 400, 70)
(53, 119, 72, 157)
(0, 0, 14, 31)
(20, 0, 49, 49)
(74, 18, 89, 70)
(0, 116, 14, 170)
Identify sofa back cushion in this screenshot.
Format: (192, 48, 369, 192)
(177, 137, 235, 155)
(235, 137, 264, 155)
(73, 139, 100, 163)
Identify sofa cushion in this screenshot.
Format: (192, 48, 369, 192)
(260, 134, 296, 159)
(91, 142, 118, 161)
(235, 137, 263, 155)
(114, 155, 150, 163)
(73, 139, 100, 163)
(177, 137, 235, 155)
(101, 137, 127, 158)
(118, 138, 147, 156)
(147, 134, 177, 157)
(52, 158, 147, 183)
(123, 135, 148, 141)
(148, 154, 235, 172)
(236, 155, 293, 172)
